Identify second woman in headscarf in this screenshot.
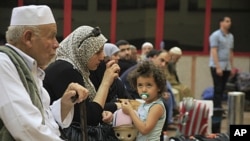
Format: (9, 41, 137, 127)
(90, 43, 133, 112)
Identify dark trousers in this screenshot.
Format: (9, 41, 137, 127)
(210, 67, 230, 108)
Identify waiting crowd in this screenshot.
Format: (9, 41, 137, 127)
(0, 5, 197, 141)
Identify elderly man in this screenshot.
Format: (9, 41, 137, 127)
(166, 47, 193, 103)
(139, 41, 154, 61)
(0, 5, 88, 140)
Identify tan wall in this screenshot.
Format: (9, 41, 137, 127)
(176, 55, 250, 99)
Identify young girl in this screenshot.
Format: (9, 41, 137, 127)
(121, 61, 167, 141)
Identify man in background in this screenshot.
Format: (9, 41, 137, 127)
(209, 16, 234, 109)
(166, 47, 193, 103)
(139, 41, 154, 61)
(116, 40, 137, 76)
(209, 16, 234, 133)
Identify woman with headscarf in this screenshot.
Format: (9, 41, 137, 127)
(90, 43, 132, 113)
(43, 26, 120, 128)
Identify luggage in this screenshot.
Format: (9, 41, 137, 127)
(237, 72, 250, 92)
(169, 133, 229, 141)
(177, 99, 211, 136)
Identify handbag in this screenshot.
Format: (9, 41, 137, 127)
(60, 101, 118, 141)
(61, 122, 119, 141)
(87, 123, 119, 141)
(61, 122, 82, 141)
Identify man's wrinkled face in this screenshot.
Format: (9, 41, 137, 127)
(142, 46, 153, 55)
(30, 23, 59, 68)
(170, 54, 181, 63)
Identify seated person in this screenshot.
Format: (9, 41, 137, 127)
(138, 42, 154, 61)
(90, 43, 132, 112)
(166, 47, 193, 102)
(43, 26, 120, 140)
(116, 40, 137, 76)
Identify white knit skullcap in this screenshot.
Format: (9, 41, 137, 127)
(169, 46, 182, 55)
(10, 5, 55, 25)
(142, 42, 153, 48)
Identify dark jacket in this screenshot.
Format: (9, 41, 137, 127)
(89, 61, 132, 112)
(118, 59, 137, 76)
(43, 60, 103, 126)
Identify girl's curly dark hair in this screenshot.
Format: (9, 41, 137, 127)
(127, 60, 167, 97)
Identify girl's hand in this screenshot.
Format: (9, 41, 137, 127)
(102, 111, 113, 123)
(121, 100, 133, 115)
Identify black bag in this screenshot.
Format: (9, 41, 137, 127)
(61, 101, 118, 141)
(237, 72, 250, 92)
(61, 122, 119, 141)
(61, 122, 82, 141)
(88, 123, 119, 141)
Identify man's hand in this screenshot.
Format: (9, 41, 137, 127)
(62, 82, 89, 105)
(61, 82, 89, 120)
(216, 67, 223, 76)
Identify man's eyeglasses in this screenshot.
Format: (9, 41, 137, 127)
(78, 26, 101, 48)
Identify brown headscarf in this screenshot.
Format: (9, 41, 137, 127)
(56, 25, 107, 100)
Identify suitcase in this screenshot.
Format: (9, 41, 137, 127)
(177, 99, 212, 136)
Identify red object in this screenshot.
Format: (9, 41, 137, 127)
(203, 0, 212, 54)
(110, 0, 117, 43)
(178, 100, 210, 136)
(155, 0, 165, 50)
(18, 0, 23, 6)
(63, 0, 72, 38)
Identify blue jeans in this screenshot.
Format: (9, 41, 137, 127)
(166, 81, 177, 124)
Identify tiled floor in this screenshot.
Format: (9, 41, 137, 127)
(167, 102, 250, 138)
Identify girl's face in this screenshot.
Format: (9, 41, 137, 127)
(136, 75, 160, 103)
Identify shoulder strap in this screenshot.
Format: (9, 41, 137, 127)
(0, 45, 45, 140)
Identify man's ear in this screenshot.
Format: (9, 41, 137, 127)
(22, 30, 33, 48)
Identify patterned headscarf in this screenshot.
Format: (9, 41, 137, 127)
(56, 25, 107, 100)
